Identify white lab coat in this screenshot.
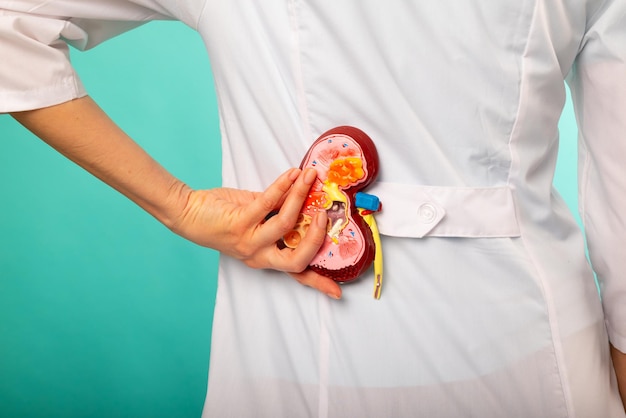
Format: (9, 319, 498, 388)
(2, 1, 625, 416)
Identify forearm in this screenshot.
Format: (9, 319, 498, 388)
(11, 96, 189, 228)
(11, 97, 340, 296)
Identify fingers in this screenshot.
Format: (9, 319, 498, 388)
(281, 210, 328, 269)
(288, 269, 342, 299)
(250, 168, 318, 246)
(252, 210, 327, 272)
(272, 168, 317, 222)
(233, 168, 335, 285)
(245, 168, 302, 224)
(227, 169, 341, 299)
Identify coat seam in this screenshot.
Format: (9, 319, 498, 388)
(507, 0, 576, 416)
(287, 0, 313, 148)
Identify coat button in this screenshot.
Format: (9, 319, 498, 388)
(417, 203, 437, 223)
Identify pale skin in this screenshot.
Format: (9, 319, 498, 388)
(10, 96, 342, 299)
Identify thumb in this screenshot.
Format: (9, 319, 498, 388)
(289, 270, 342, 299)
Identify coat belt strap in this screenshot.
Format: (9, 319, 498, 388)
(366, 182, 520, 238)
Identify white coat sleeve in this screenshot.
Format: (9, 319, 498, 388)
(0, 9, 89, 112)
(567, 0, 626, 351)
(0, 0, 206, 113)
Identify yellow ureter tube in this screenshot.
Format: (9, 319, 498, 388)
(361, 212, 383, 299)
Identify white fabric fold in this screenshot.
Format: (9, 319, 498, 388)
(368, 182, 520, 238)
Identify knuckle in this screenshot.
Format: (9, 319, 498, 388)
(243, 259, 263, 269)
(258, 195, 278, 213)
(306, 228, 326, 247)
(273, 214, 296, 235)
(289, 258, 310, 273)
(233, 241, 255, 260)
(294, 271, 318, 289)
(294, 275, 309, 286)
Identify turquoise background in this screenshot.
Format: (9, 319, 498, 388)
(1, 21, 580, 418)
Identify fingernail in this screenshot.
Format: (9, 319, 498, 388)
(288, 168, 301, 181)
(303, 168, 317, 185)
(326, 292, 341, 300)
(316, 211, 328, 228)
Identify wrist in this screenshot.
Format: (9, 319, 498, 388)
(153, 179, 194, 232)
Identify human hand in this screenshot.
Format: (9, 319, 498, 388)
(11, 99, 340, 298)
(170, 168, 342, 299)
